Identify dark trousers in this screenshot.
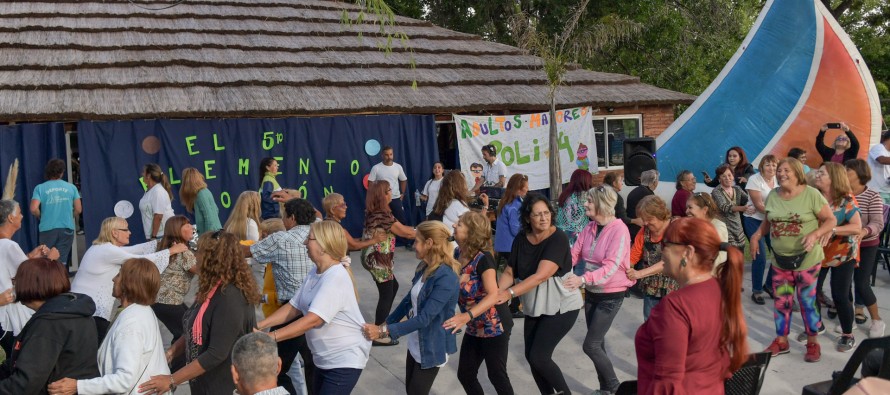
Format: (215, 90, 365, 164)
(406, 352, 440, 395)
(312, 367, 362, 395)
(94, 316, 110, 344)
(583, 293, 624, 393)
(524, 309, 579, 394)
(274, 321, 315, 394)
(827, 263, 856, 334)
(855, 245, 879, 307)
(389, 198, 412, 246)
(375, 278, 399, 325)
(151, 303, 188, 371)
(457, 333, 513, 395)
(0, 329, 13, 357)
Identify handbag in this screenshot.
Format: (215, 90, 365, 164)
(774, 251, 807, 270)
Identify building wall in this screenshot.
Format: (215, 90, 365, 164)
(592, 104, 675, 184)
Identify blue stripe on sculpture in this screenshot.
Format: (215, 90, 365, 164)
(655, 0, 817, 179)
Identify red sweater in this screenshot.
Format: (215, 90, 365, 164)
(635, 278, 729, 395)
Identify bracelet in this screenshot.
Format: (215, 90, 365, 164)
(467, 310, 475, 320)
(380, 324, 389, 339)
(272, 331, 277, 341)
(507, 288, 515, 297)
(169, 375, 177, 391)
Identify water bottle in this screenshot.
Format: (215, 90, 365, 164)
(415, 190, 422, 206)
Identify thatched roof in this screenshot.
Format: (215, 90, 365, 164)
(0, 0, 696, 122)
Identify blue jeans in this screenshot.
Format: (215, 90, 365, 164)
(312, 367, 362, 395)
(288, 355, 308, 395)
(583, 293, 624, 392)
(643, 295, 661, 320)
(742, 216, 771, 293)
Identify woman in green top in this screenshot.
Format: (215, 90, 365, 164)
(179, 167, 221, 234)
(751, 158, 835, 363)
(259, 157, 282, 220)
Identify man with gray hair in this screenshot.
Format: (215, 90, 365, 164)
(231, 332, 288, 395)
(626, 169, 659, 237)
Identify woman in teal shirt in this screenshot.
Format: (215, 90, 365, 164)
(179, 167, 221, 234)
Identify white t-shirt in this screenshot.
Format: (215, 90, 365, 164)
(138, 184, 175, 239)
(442, 200, 470, 233)
(71, 241, 170, 320)
(0, 239, 35, 334)
(368, 162, 408, 199)
(77, 304, 170, 395)
(867, 144, 890, 194)
(744, 172, 776, 221)
(482, 159, 508, 186)
(422, 178, 443, 216)
(405, 278, 446, 367)
(290, 264, 370, 370)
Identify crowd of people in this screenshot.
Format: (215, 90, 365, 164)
(0, 126, 888, 395)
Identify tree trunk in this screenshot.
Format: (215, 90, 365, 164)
(548, 93, 562, 199)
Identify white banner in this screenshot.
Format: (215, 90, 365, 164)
(454, 107, 597, 190)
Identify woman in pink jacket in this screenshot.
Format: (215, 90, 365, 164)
(564, 185, 634, 395)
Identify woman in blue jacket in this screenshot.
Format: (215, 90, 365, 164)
(363, 221, 460, 395)
(495, 174, 529, 317)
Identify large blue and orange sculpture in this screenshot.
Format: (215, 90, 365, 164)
(656, 0, 883, 179)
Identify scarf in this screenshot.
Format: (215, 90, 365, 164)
(192, 282, 221, 346)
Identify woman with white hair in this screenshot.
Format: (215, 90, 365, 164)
(71, 216, 187, 343)
(0, 199, 59, 354)
(563, 186, 634, 395)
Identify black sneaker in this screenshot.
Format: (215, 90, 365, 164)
(836, 335, 855, 353)
(512, 310, 525, 319)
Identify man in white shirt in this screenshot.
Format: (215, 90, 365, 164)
(232, 333, 290, 395)
(368, 146, 412, 247)
(867, 131, 890, 203)
(479, 144, 508, 190)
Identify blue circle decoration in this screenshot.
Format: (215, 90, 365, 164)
(365, 139, 381, 156)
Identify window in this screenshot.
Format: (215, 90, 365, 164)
(593, 115, 642, 168)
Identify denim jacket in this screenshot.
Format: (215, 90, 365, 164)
(386, 263, 459, 369)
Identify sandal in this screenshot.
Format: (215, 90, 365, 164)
(751, 293, 765, 305)
(855, 312, 868, 324)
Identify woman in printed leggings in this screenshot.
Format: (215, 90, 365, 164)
(752, 158, 836, 363)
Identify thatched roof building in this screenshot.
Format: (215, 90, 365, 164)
(0, 0, 695, 122)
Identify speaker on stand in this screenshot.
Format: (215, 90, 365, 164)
(623, 137, 657, 186)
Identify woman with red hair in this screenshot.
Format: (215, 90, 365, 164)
(635, 217, 749, 394)
(703, 147, 755, 190)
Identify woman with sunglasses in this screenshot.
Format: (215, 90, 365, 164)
(635, 217, 748, 394)
(816, 122, 859, 164)
(71, 216, 187, 343)
(751, 158, 835, 363)
(139, 230, 260, 395)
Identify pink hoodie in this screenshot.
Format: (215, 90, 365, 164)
(571, 219, 635, 293)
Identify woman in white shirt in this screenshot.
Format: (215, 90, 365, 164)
(139, 164, 175, 240)
(431, 170, 486, 232)
(49, 258, 170, 395)
(257, 221, 370, 394)
(420, 163, 445, 220)
(742, 155, 778, 305)
(71, 217, 186, 342)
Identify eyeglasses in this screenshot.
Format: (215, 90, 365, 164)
(471, 169, 483, 174)
(530, 211, 552, 219)
(836, 137, 850, 141)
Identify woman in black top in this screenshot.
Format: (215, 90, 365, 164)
(495, 194, 582, 395)
(140, 231, 259, 395)
(816, 122, 859, 164)
(703, 146, 755, 190)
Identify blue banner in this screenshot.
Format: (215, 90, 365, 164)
(0, 123, 68, 251)
(78, 115, 438, 244)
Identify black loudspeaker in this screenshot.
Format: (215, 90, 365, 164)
(623, 137, 657, 186)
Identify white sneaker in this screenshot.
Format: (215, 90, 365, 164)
(869, 320, 886, 338)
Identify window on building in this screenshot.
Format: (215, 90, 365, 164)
(593, 115, 642, 168)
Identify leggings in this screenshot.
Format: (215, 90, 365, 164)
(375, 278, 399, 325)
(406, 352, 440, 395)
(773, 265, 822, 337)
(828, 262, 856, 334)
(524, 309, 580, 395)
(582, 294, 623, 393)
(854, 245, 879, 307)
(457, 334, 513, 395)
